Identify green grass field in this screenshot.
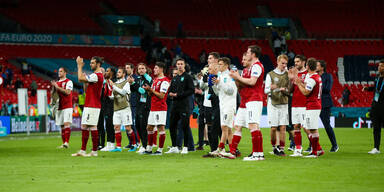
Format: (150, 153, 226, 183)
(0, 128, 383, 192)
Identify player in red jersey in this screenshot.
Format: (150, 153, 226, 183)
(293, 58, 324, 158)
(229, 53, 248, 158)
(230, 45, 265, 161)
(51, 67, 73, 149)
(289, 55, 311, 157)
(72, 56, 104, 157)
(142, 62, 170, 155)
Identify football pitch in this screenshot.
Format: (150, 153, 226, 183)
(0, 128, 383, 192)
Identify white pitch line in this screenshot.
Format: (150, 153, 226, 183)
(0, 135, 61, 141)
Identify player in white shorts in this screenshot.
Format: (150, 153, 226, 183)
(289, 55, 311, 156)
(212, 57, 237, 159)
(51, 67, 73, 148)
(265, 54, 291, 156)
(293, 58, 324, 158)
(230, 45, 265, 161)
(109, 67, 136, 152)
(142, 62, 170, 155)
(72, 56, 104, 157)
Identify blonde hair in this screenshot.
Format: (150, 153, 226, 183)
(277, 54, 289, 62)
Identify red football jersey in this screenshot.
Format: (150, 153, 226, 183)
(150, 77, 170, 111)
(239, 68, 249, 108)
(242, 61, 264, 103)
(292, 70, 308, 107)
(304, 73, 322, 110)
(57, 78, 73, 110)
(84, 72, 104, 108)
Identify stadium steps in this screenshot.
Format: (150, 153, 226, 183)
(337, 57, 346, 85)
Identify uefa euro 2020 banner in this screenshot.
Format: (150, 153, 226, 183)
(0, 33, 140, 46)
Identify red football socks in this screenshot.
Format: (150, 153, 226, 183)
(115, 132, 122, 147)
(81, 130, 89, 151)
(129, 131, 136, 145)
(64, 127, 71, 143)
(91, 130, 98, 151)
(147, 131, 154, 147)
(230, 132, 242, 154)
(159, 131, 166, 148)
(294, 130, 302, 149)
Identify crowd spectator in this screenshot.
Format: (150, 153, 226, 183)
(2, 66, 13, 87)
(199, 50, 207, 66)
(30, 80, 37, 97)
(273, 37, 282, 56)
(1, 101, 10, 116)
(342, 87, 351, 106)
(14, 78, 23, 89)
(22, 62, 30, 75)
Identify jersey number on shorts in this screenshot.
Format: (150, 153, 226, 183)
(156, 114, 159, 121)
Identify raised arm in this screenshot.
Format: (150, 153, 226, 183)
(76, 56, 88, 83)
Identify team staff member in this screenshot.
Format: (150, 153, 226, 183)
(128, 63, 152, 154)
(265, 54, 291, 156)
(51, 67, 73, 149)
(317, 60, 339, 152)
(98, 67, 116, 151)
(125, 63, 139, 149)
(364, 59, 384, 154)
(166, 58, 194, 154)
(72, 56, 104, 157)
(194, 72, 205, 150)
(200, 52, 221, 157)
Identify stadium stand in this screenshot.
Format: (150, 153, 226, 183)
(0, 58, 53, 105)
(287, 39, 384, 107)
(0, 44, 146, 67)
(107, 0, 264, 37)
(0, 44, 146, 105)
(269, 0, 384, 38)
(0, 0, 104, 34)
